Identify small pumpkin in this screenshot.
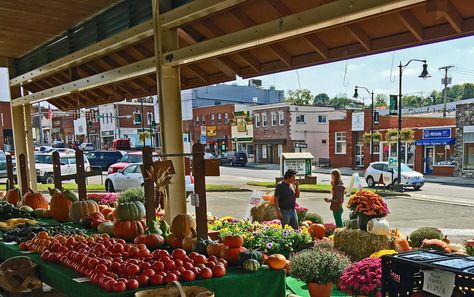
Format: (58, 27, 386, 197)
(33, 208, 51, 218)
(207, 242, 226, 258)
(267, 254, 287, 270)
(100, 207, 115, 218)
(193, 238, 211, 255)
(242, 259, 260, 272)
(309, 224, 326, 240)
(22, 189, 48, 210)
(115, 201, 146, 221)
(97, 221, 114, 235)
(134, 233, 165, 249)
(69, 200, 100, 224)
(223, 235, 244, 248)
(49, 189, 75, 222)
(395, 237, 411, 252)
(170, 214, 196, 238)
(5, 188, 21, 206)
(224, 246, 247, 265)
(182, 228, 197, 252)
(166, 233, 183, 249)
(238, 250, 263, 266)
(113, 220, 146, 241)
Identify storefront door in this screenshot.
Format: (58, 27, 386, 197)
(355, 143, 364, 167)
(424, 146, 434, 174)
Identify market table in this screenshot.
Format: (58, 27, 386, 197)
(0, 240, 286, 297)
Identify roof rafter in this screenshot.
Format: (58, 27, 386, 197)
(397, 10, 424, 41)
(303, 34, 329, 59)
(435, 0, 463, 33)
(347, 24, 371, 51)
(268, 44, 292, 67)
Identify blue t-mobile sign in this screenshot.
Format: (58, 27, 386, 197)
(423, 128, 451, 139)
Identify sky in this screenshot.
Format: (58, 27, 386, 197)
(1, 35, 474, 104)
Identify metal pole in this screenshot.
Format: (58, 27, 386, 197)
(370, 91, 374, 163)
(397, 63, 403, 191)
(141, 98, 145, 147)
(439, 65, 453, 117)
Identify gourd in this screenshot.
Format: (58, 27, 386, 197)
(49, 189, 76, 222)
(238, 250, 263, 266)
(224, 247, 247, 265)
(5, 188, 21, 206)
(192, 238, 211, 255)
(113, 220, 146, 241)
(97, 221, 114, 235)
(22, 189, 49, 210)
(242, 259, 260, 272)
(182, 228, 197, 252)
(267, 254, 287, 270)
(166, 233, 183, 249)
(170, 214, 196, 238)
(207, 242, 226, 258)
(134, 233, 165, 249)
(115, 201, 145, 220)
(367, 218, 390, 236)
(69, 200, 100, 224)
(223, 235, 244, 248)
(309, 224, 326, 239)
(33, 208, 51, 218)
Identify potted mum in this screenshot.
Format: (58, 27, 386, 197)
(290, 247, 351, 297)
(339, 257, 382, 297)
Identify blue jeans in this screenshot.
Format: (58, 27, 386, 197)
(280, 209, 299, 229)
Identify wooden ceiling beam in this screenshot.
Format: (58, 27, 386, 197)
(268, 44, 292, 67)
(397, 10, 424, 42)
(303, 34, 329, 59)
(347, 24, 371, 51)
(266, 0, 292, 16)
(435, 0, 463, 33)
(229, 7, 256, 28)
(238, 52, 261, 72)
(187, 65, 209, 82)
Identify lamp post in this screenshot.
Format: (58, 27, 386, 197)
(353, 86, 375, 163)
(396, 59, 430, 192)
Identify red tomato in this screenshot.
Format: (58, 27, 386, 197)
(206, 261, 216, 270)
(188, 252, 199, 259)
(116, 239, 126, 245)
(218, 258, 228, 268)
(150, 274, 164, 286)
(183, 262, 194, 270)
(96, 264, 108, 274)
(178, 266, 186, 274)
(127, 279, 139, 290)
(199, 267, 213, 279)
(87, 258, 99, 269)
(138, 249, 151, 257)
(181, 270, 196, 282)
(109, 262, 121, 272)
(126, 264, 140, 276)
(157, 250, 170, 258)
(164, 260, 176, 271)
(137, 275, 150, 286)
(190, 267, 201, 275)
(212, 265, 226, 278)
(112, 243, 124, 253)
(104, 279, 117, 292)
(152, 261, 164, 272)
(172, 249, 187, 260)
(174, 259, 184, 267)
(141, 268, 155, 277)
(128, 246, 140, 257)
(136, 243, 147, 250)
(164, 273, 178, 283)
(207, 256, 218, 263)
(139, 262, 151, 271)
(194, 255, 207, 265)
(113, 281, 126, 292)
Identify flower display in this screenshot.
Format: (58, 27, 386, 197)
(465, 239, 474, 256)
(347, 190, 389, 217)
(295, 203, 308, 223)
(324, 223, 337, 237)
(369, 250, 398, 258)
(421, 239, 451, 252)
(87, 193, 119, 205)
(339, 257, 382, 297)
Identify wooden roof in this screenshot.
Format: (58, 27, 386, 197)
(9, 0, 474, 111)
(0, 0, 120, 58)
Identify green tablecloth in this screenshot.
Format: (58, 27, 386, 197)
(0, 241, 286, 297)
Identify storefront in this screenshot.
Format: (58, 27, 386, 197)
(455, 102, 474, 178)
(415, 128, 455, 176)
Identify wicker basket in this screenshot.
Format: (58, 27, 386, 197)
(0, 256, 42, 293)
(135, 281, 214, 297)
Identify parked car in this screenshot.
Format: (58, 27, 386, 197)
(0, 150, 6, 178)
(364, 161, 425, 190)
(108, 151, 160, 174)
(105, 163, 194, 195)
(112, 139, 131, 150)
(79, 143, 94, 151)
(85, 151, 125, 171)
(14, 151, 91, 184)
(220, 151, 248, 166)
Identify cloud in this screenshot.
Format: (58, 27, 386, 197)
(379, 67, 419, 78)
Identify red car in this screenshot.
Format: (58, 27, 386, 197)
(108, 151, 160, 174)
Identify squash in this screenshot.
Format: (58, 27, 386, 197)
(192, 238, 211, 255)
(134, 233, 165, 249)
(223, 235, 244, 248)
(309, 224, 326, 240)
(207, 242, 226, 258)
(63, 190, 78, 202)
(100, 207, 115, 218)
(170, 214, 196, 238)
(33, 208, 51, 218)
(113, 220, 146, 241)
(69, 200, 100, 224)
(182, 228, 197, 252)
(115, 201, 146, 220)
(5, 188, 21, 206)
(238, 250, 263, 266)
(97, 221, 114, 235)
(22, 189, 48, 210)
(224, 247, 247, 265)
(49, 189, 75, 222)
(242, 259, 260, 272)
(19, 205, 33, 213)
(367, 218, 390, 236)
(395, 237, 411, 252)
(166, 233, 183, 249)
(267, 254, 287, 270)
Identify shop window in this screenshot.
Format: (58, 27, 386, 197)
(262, 113, 267, 127)
(195, 116, 200, 126)
(255, 114, 260, 127)
(322, 139, 327, 144)
(218, 114, 222, 124)
(464, 143, 474, 169)
(271, 113, 277, 126)
(279, 112, 284, 126)
(318, 115, 327, 124)
(224, 113, 229, 123)
(435, 145, 455, 166)
(202, 115, 206, 125)
(296, 114, 305, 124)
(210, 114, 215, 124)
(335, 132, 346, 154)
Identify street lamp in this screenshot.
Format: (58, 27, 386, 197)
(396, 59, 430, 192)
(353, 86, 375, 163)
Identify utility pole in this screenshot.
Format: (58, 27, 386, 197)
(439, 65, 454, 117)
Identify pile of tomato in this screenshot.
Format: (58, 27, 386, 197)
(41, 236, 228, 292)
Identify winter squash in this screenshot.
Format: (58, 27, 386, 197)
(166, 233, 183, 249)
(309, 224, 326, 240)
(267, 254, 287, 270)
(69, 200, 100, 224)
(170, 214, 196, 238)
(134, 233, 165, 249)
(5, 188, 21, 206)
(182, 228, 197, 251)
(49, 189, 75, 222)
(242, 259, 261, 272)
(224, 247, 247, 265)
(238, 250, 263, 266)
(192, 238, 212, 255)
(367, 218, 390, 236)
(115, 201, 146, 221)
(97, 221, 114, 235)
(223, 235, 244, 248)
(207, 242, 226, 258)
(113, 220, 146, 241)
(100, 207, 115, 218)
(22, 189, 48, 210)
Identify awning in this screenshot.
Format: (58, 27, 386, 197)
(415, 138, 455, 146)
(253, 139, 287, 145)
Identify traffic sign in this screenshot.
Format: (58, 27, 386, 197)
(200, 126, 207, 136)
(388, 157, 398, 169)
(294, 142, 308, 149)
(200, 134, 207, 145)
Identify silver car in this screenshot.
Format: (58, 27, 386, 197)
(364, 161, 425, 190)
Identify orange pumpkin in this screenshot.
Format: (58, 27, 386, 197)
(223, 235, 244, 248)
(267, 254, 287, 270)
(309, 224, 326, 240)
(49, 191, 73, 222)
(113, 220, 146, 241)
(224, 247, 247, 265)
(5, 188, 21, 206)
(100, 207, 115, 218)
(207, 242, 226, 258)
(262, 193, 275, 205)
(98, 205, 109, 212)
(166, 233, 183, 249)
(22, 189, 48, 210)
(134, 233, 165, 249)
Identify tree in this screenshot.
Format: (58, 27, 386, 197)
(285, 89, 314, 105)
(329, 96, 355, 109)
(462, 83, 474, 99)
(374, 94, 388, 107)
(313, 93, 330, 106)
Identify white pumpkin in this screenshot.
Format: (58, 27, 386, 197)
(367, 218, 390, 236)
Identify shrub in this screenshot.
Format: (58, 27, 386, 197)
(118, 187, 145, 204)
(304, 213, 323, 224)
(409, 227, 443, 248)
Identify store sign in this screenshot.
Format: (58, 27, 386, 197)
(244, 191, 264, 219)
(283, 159, 311, 176)
(294, 142, 308, 149)
(422, 270, 455, 297)
(207, 126, 216, 136)
(351, 112, 364, 131)
(423, 128, 451, 139)
(237, 119, 247, 132)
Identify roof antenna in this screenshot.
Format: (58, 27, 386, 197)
(342, 51, 350, 87)
(389, 52, 396, 83)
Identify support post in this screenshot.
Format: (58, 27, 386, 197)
(75, 150, 86, 200)
(153, 0, 186, 220)
(192, 143, 208, 239)
(142, 146, 156, 230)
(23, 104, 38, 192)
(19, 154, 28, 196)
(52, 152, 63, 190)
(6, 155, 14, 190)
(11, 105, 27, 192)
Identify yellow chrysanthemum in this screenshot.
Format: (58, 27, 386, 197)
(370, 249, 398, 258)
(219, 216, 235, 221)
(328, 235, 335, 241)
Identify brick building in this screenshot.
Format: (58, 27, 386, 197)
(51, 114, 74, 144)
(455, 103, 474, 178)
(0, 102, 13, 151)
(329, 109, 456, 176)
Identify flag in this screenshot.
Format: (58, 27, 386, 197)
(48, 105, 53, 120)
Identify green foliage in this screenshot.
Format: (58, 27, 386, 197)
(409, 227, 444, 248)
(329, 96, 357, 109)
(118, 187, 145, 204)
(375, 94, 388, 107)
(285, 89, 314, 105)
(314, 93, 330, 106)
(402, 82, 474, 107)
(304, 213, 323, 224)
(290, 246, 351, 284)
